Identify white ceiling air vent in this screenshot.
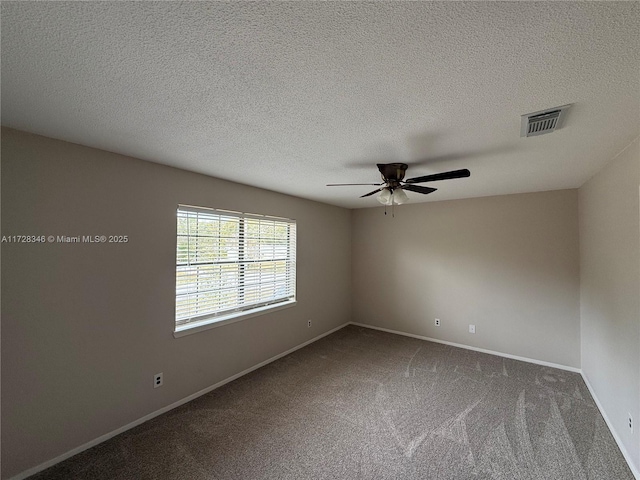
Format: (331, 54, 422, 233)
(520, 104, 571, 137)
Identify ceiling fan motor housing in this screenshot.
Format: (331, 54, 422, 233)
(378, 163, 408, 184)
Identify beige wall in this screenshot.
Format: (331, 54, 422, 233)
(0, 128, 352, 478)
(352, 189, 581, 368)
(579, 137, 640, 473)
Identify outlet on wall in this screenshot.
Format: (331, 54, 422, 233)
(469, 325, 476, 334)
(628, 413, 633, 434)
(307, 320, 312, 328)
(154, 373, 163, 389)
(435, 318, 441, 327)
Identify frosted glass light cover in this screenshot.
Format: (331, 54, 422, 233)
(393, 189, 409, 204)
(377, 188, 392, 205)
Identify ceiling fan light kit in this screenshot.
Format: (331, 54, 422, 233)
(328, 163, 470, 212)
(377, 188, 408, 205)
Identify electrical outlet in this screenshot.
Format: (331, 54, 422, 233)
(154, 373, 163, 389)
(307, 320, 312, 328)
(469, 325, 476, 334)
(629, 413, 633, 433)
(435, 318, 441, 327)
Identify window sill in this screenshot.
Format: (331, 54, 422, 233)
(173, 300, 297, 338)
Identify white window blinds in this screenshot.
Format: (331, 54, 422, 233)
(176, 205, 296, 328)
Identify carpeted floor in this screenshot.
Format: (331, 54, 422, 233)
(31, 325, 633, 479)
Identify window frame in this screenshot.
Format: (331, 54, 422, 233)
(174, 204, 297, 337)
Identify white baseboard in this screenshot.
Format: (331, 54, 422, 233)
(349, 322, 581, 373)
(10, 322, 638, 480)
(8, 323, 349, 480)
(581, 372, 640, 480)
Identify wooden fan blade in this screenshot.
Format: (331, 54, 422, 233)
(405, 169, 470, 184)
(401, 184, 437, 195)
(360, 188, 383, 198)
(326, 183, 382, 186)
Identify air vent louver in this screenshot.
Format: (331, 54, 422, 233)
(521, 104, 571, 137)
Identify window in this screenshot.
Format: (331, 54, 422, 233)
(175, 205, 296, 334)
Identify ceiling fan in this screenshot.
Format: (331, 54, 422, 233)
(327, 163, 471, 205)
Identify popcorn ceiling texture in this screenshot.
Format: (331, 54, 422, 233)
(1, 2, 638, 208)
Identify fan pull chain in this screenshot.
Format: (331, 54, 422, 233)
(383, 204, 395, 216)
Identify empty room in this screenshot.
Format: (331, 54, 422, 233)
(1, 2, 639, 479)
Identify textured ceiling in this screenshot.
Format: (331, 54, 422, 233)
(2, 2, 639, 208)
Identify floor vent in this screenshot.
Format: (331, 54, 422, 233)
(521, 105, 571, 137)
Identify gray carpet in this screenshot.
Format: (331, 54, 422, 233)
(31, 325, 633, 479)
